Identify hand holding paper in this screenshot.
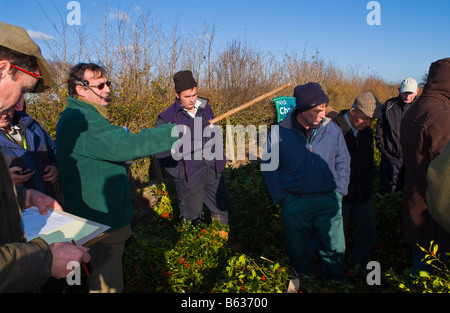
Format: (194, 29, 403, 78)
(49, 241, 90, 280)
(25, 189, 62, 214)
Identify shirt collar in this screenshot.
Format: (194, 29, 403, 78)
(344, 111, 359, 137)
(183, 99, 201, 117)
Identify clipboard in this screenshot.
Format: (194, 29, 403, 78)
(21, 207, 110, 246)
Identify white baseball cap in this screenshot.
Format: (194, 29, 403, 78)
(399, 77, 418, 93)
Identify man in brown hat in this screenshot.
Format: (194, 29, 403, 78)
(0, 22, 90, 292)
(332, 92, 381, 278)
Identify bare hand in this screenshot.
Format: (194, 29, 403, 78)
(42, 165, 58, 184)
(25, 189, 63, 214)
(49, 242, 91, 280)
(9, 166, 34, 184)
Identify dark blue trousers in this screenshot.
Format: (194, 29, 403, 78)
(379, 152, 404, 194)
(173, 159, 230, 225)
(342, 198, 376, 270)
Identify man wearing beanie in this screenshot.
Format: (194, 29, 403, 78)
(156, 70, 230, 231)
(332, 92, 381, 278)
(375, 77, 419, 194)
(262, 82, 350, 281)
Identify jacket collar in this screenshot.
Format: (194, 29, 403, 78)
(173, 97, 209, 112)
(68, 97, 109, 119)
(334, 110, 353, 135)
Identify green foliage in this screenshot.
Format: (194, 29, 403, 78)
(212, 254, 289, 293)
(123, 178, 293, 293)
(124, 183, 231, 293)
(386, 241, 450, 293)
(150, 183, 173, 220)
(164, 221, 230, 292)
(108, 78, 168, 131)
(223, 163, 286, 260)
(371, 192, 411, 272)
(123, 162, 426, 294)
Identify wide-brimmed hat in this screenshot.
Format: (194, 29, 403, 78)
(0, 22, 53, 93)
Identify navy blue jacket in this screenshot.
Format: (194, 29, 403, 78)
(332, 110, 374, 204)
(262, 111, 350, 204)
(0, 111, 57, 194)
(155, 97, 226, 181)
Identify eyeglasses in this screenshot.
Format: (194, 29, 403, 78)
(89, 81, 111, 90)
(0, 59, 42, 79)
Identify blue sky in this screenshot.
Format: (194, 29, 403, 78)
(1, 0, 449, 84)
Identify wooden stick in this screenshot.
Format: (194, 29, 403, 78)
(209, 82, 291, 124)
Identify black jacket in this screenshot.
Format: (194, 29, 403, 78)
(375, 96, 416, 159)
(332, 111, 374, 204)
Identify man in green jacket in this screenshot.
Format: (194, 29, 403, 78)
(56, 63, 177, 292)
(0, 22, 90, 292)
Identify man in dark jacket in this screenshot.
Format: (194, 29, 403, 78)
(332, 92, 381, 276)
(156, 70, 230, 229)
(0, 22, 90, 292)
(400, 58, 450, 276)
(0, 108, 58, 196)
(375, 78, 419, 194)
(262, 82, 350, 281)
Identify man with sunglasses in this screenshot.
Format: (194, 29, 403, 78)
(56, 63, 178, 292)
(0, 22, 91, 292)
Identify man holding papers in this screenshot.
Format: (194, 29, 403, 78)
(0, 22, 90, 292)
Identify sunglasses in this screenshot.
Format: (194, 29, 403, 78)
(0, 59, 42, 79)
(88, 81, 111, 90)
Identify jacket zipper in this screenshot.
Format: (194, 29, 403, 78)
(297, 129, 316, 152)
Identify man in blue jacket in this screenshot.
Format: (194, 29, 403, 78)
(262, 82, 350, 281)
(0, 106, 58, 196)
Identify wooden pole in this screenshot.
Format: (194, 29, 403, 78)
(209, 82, 291, 124)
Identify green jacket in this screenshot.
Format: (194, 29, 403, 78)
(56, 97, 177, 231)
(0, 150, 52, 292)
(427, 143, 450, 234)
